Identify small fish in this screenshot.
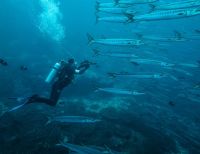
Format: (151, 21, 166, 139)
(150, 0, 200, 11)
(194, 82, 200, 89)
(168, 101, 176, 106)
(195, 29, 200, 33)
(46, 116, 101, 125)
(87, 33, 144, 47)
(96, 87, 145, 95)
(93, 49, 138, 58)
(132, 7, 200, 22)
(20, 65, 28, 71)
(0, 58, 8, 66)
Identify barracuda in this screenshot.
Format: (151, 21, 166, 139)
(130, 59, 175, 67)
(57, 142, 105, 154)
(165, 67, 193, 76)
(133, 7, 200, 21)
(150, 0, 200, 10)
(97, 88, 145, 95)
(178, 63, 199, 68)
(134, 31, 187, 42)
(96, 1, 131, 8)
(108, 72, 168, 79)
(117, 0, 158, 4)
(46, 116, 101, 124)
(93, 49, 138, 58)
(87, 33, 144, 46)
(96, 14, 133, 23)
(96, 7, 128, 14)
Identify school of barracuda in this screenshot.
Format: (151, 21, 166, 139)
(74, 1, 200, 153)
(1, 0, 200, 153)
(90, 0, 200, 97)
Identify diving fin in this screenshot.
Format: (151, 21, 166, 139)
(8, 103, 27, 112)
(7, 95, 32, 112)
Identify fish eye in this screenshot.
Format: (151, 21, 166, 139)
(178, 13, 184, 15)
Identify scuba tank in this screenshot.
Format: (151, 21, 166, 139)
(45, 62, 61, 83)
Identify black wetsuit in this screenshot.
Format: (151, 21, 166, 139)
(27, 61, 89, 106)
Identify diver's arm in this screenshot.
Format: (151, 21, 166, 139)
(75, 61, 90, 74)
(75, 66, 89, 74)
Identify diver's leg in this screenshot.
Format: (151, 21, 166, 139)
(26, 82, 63, 106)
(49, 83, 63, 106)
(26, 94, 54, 106)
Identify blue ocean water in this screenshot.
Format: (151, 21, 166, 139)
(0, 0, 200, 153)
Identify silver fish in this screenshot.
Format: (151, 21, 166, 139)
(118, 0, 158, 4)
(58, 142, 105, 154)
(150, 0, 200, 11)
(96, 7, 128, 14)
(134, 31, 187, 42)
(87, 33, 143, 47)
(108, 73, 168, 79)
(46, 116, 101, 125)
(97, 88, 145, 95)
(138, 35, 186, 42)
(178, 63, 199, 68)
(96, 14, 133, 23)
(96, 1, 131, 8)
(165, 67, 193, 76)
(93, 49, 138, 58)
(130, 59, 175, 67)
(132, 7, 200, 21)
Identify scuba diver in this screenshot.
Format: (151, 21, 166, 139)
(27, 58, 91, 106)
(8, 58, 91, 111)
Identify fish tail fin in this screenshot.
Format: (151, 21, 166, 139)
(114, 0, 119, 5)
(195, 29, 200, 34)
(46, 116, 52, 125)
(56, 140, 64, 147)
(197, 60, 200, 67)
(124, 13, 134, 23)
(95, 14, 99, 24)
(168, 74, 178, 81)
(148, 4, 155, 12)
(94, 89, 100, 93)
(130, 61, 139, 66)
(87, 33, 94, 45)
(107, 72, 116, 78)
(173, 30, 184, 40)
(95, 1, 100, 13)
(93, 49, 100, 56)
(135, 33, 143, 39)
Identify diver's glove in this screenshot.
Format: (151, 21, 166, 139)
(78, 60, 91, 69)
